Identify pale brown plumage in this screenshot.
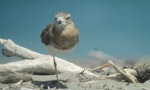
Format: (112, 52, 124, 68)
(40, 11, 79, 85)
(40, 12, 79, 51)
(41, 23, 79, 50)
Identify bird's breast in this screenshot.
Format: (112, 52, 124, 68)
(52, 25, 79, 50)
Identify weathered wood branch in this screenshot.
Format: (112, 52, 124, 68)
(0, 38, 43, 59)
(0, 56, 96, 76)
(107, 60, 139, 83)
(90, 63, 110, 72)
(0, 38, 97, 77)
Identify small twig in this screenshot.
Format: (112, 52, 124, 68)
(77, 68, 86, 79)
(90, 63, 110, 72)
(76, 69, 92, 82)
(80, 68, 85, 75)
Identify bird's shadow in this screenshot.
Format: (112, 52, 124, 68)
(32, 80, 68, 89)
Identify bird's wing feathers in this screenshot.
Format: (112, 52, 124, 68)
(40, 23, 54, 45)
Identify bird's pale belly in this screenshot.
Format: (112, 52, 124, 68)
(45, 44, 76, 56)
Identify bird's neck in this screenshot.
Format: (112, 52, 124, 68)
(53, 24, 66, 32)
(53, 22, 74, 33)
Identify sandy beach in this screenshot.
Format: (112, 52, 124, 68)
(0, 73, 150, 90)
(0, 59, 150, 90)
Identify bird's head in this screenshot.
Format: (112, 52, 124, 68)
(54, 11, 72, 25)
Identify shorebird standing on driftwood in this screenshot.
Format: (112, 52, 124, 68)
(40, 11, 79, 83)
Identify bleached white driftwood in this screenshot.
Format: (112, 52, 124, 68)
(108, 60, 138, 83)
(0, 38, 43, 59)
(0, 56, 96, 76)
(0, 38, 97, 76)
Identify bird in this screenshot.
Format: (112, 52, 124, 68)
(40, 11, 79, 83)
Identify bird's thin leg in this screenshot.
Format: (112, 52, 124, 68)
(53, 56, 59, 82)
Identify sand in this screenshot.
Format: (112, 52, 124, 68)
(0, 72, 150, 90)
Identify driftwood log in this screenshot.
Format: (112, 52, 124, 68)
(0, 38, 97, 77)
(0, 38, 150, 84)
(107, 61, 150, 83)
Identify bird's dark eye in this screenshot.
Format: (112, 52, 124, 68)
(66, 16, 70, 20)
(55, 17, 57, 21)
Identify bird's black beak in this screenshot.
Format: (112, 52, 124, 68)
(57, 20, 62, 24)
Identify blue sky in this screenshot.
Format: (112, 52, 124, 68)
(0, 0, 150, 61)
